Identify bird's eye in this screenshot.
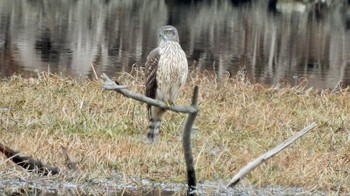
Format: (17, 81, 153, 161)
(164, 29, 172, 34)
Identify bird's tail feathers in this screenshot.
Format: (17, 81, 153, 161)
(147, 119, 161, 143)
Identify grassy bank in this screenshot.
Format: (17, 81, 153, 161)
(1, 70, 350, 194)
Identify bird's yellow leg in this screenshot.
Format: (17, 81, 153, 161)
(166, 101, 175, 107)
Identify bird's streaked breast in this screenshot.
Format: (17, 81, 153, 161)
(156, 41, 188, 102)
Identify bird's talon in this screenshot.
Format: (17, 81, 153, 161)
(166, 101, 175, 107)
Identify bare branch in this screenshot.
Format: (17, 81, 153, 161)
(183, 86, 199, 194)
(101, 73, 198, 113)
(101, 73, 128, 90)
(0, 142, 60, 175)
(227, 122, 318, 187)
(102, 73, 199, 193)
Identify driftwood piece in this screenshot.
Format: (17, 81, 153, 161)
(227, 122, 318, 187)
(101, 73, 199, 194)
(0, 142, 60, 175)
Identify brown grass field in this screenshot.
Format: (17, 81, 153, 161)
(1, 69, 350, 194)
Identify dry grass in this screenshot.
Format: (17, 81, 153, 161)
(1, 69, 350, 194)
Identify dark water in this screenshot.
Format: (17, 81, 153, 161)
(0, 0, 349, 88)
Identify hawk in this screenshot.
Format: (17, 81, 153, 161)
(144, 25, 188, 142)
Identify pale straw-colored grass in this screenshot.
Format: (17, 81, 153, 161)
(1, 69, 350, 194)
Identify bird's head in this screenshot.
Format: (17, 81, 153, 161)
(159, 25, 179, 43)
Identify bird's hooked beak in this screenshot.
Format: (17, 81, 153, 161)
(159, 31, 167, 41)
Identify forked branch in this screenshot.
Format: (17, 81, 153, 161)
(102, 73, 199, 194)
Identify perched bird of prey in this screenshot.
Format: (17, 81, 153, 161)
(144, 25, 188, 142)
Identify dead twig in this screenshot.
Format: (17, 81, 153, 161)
(0, 142, 60, 175)
(60, 145, 78, 172)
(227, 122, 318, 187)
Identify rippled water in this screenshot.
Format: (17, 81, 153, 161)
(0, 0, 349, 88)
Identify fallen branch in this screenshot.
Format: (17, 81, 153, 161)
(0, 142, 60, 175)
(101, 73, 198, 114)
(101, 73, 199, 194)
(227, 122, 318, 187)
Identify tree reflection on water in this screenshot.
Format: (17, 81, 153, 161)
(0, 0, 349, 88)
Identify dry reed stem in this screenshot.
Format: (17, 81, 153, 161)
(1, 70, 350, 194)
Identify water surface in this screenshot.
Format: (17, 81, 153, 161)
(0, 177, 328, 196)
(0, 0, 349, 88)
